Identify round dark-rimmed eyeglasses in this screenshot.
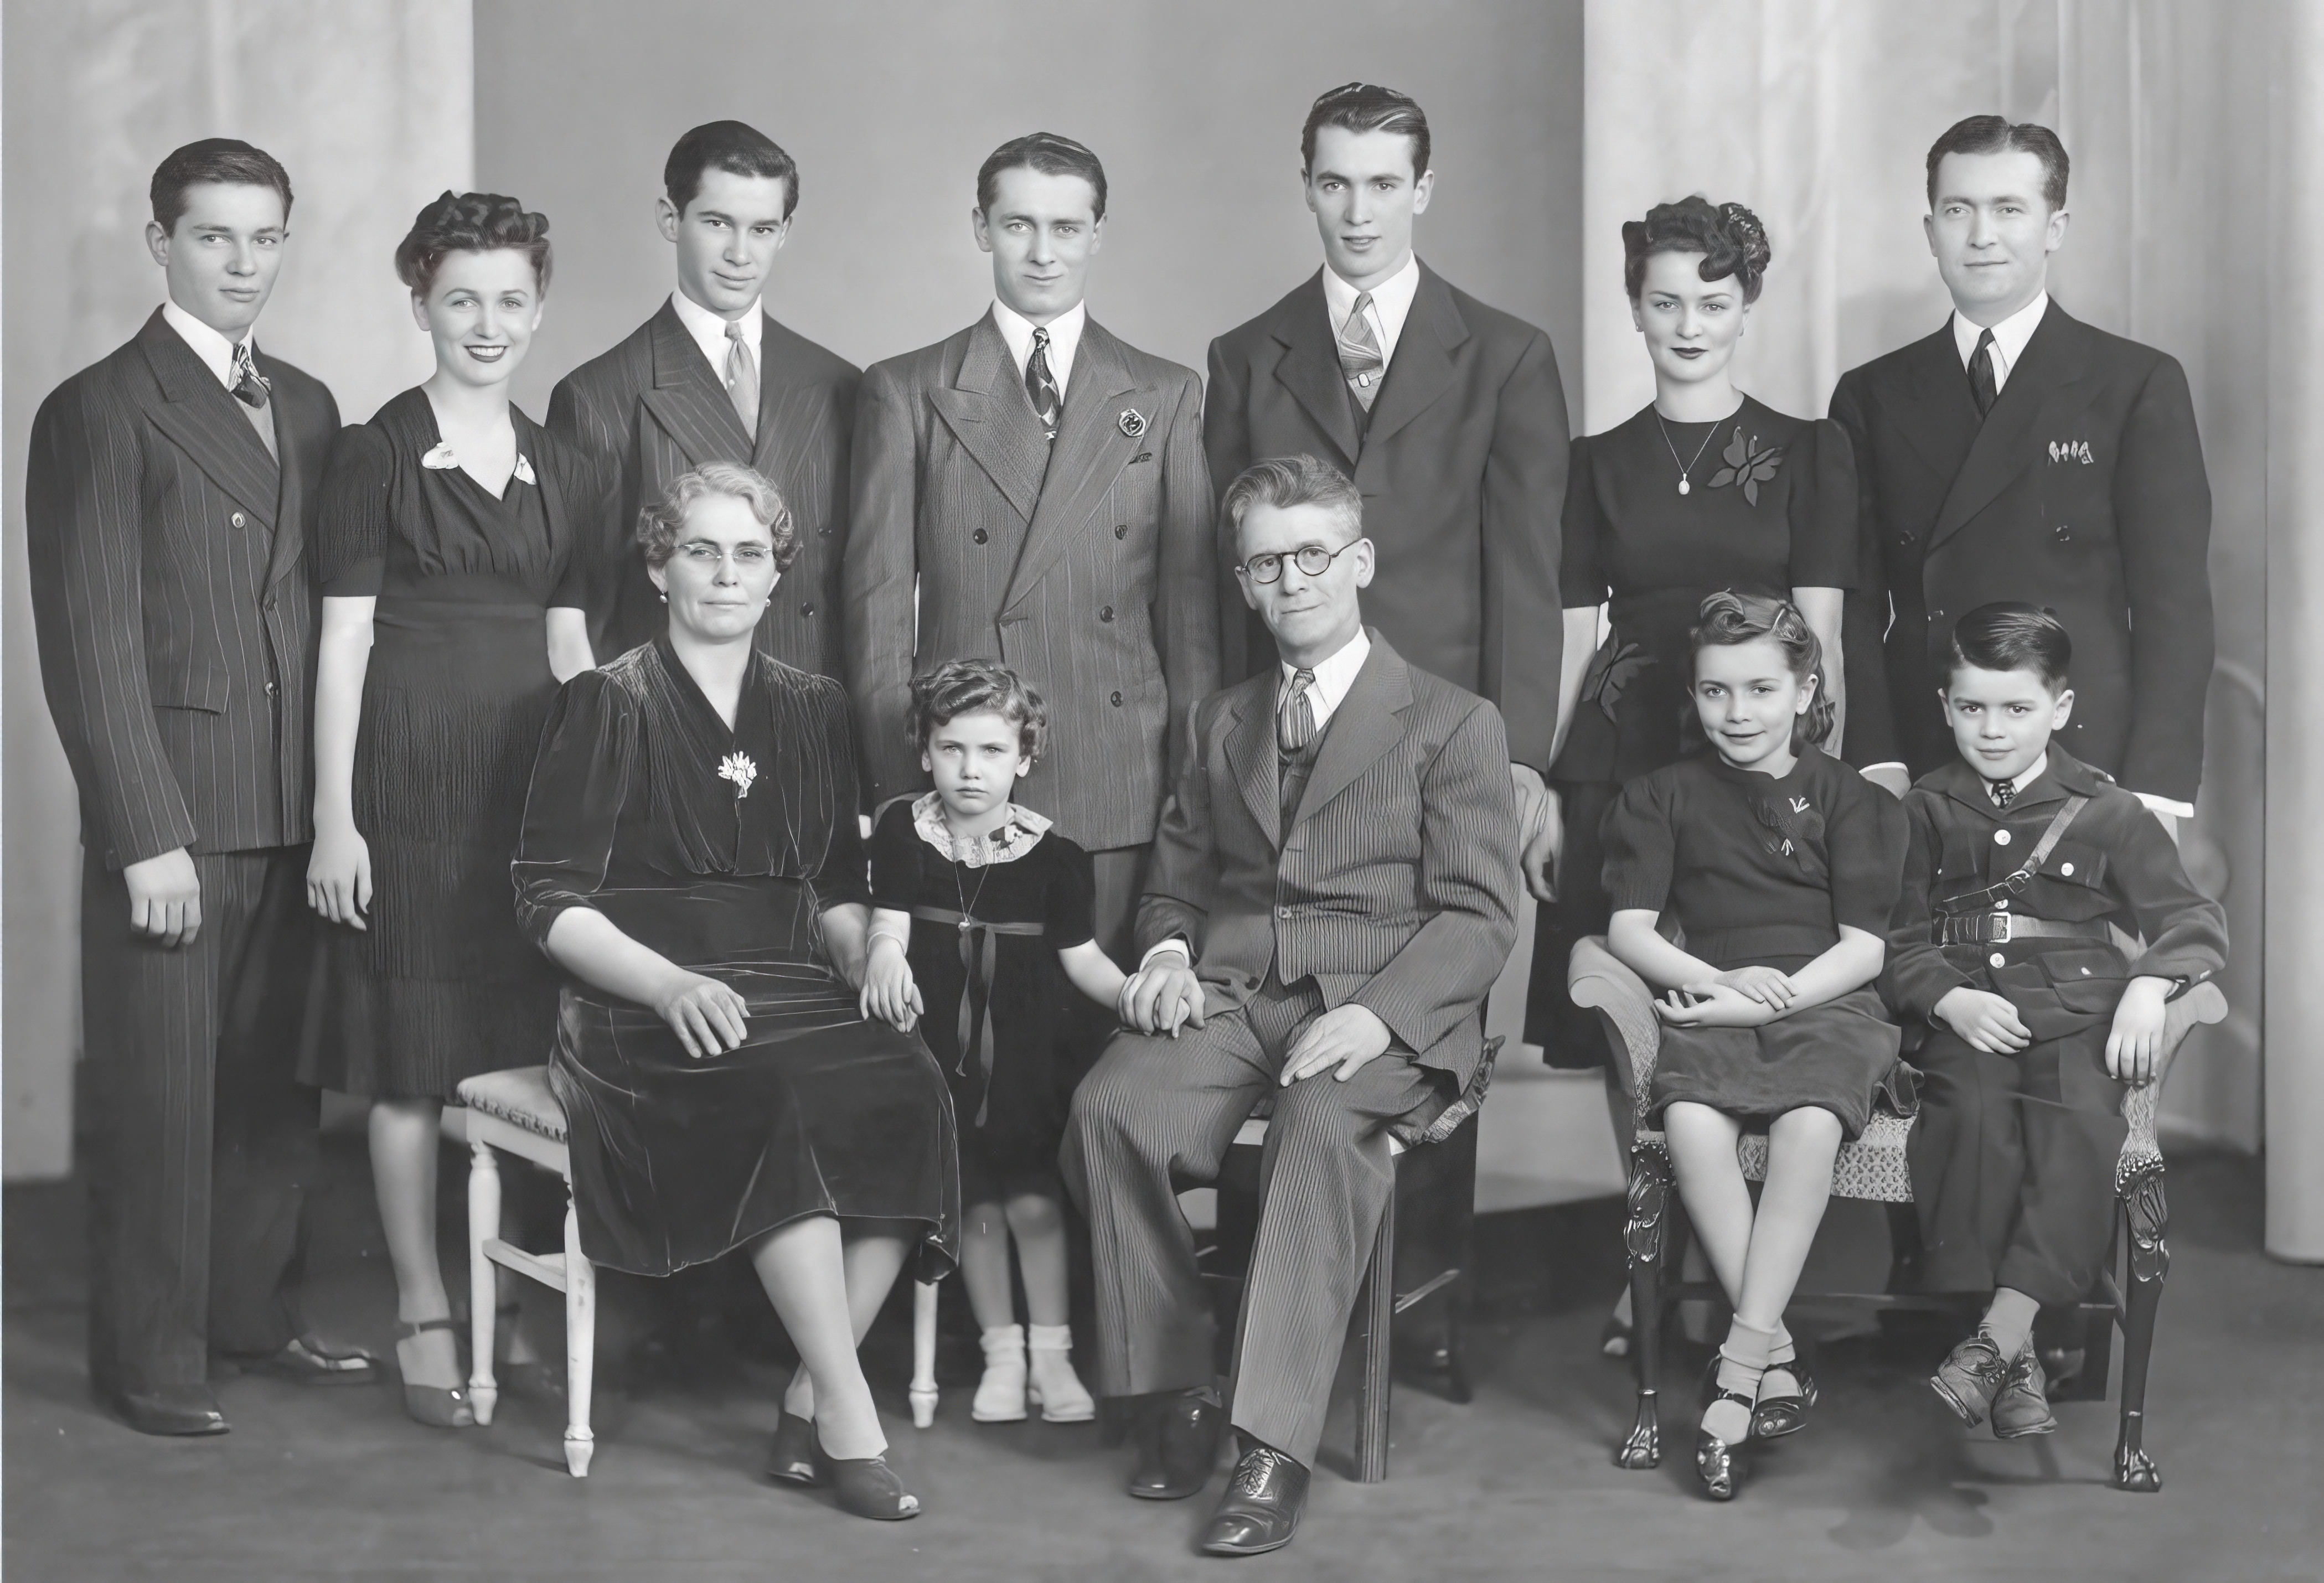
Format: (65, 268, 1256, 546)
(1235, 541, 1356, 585)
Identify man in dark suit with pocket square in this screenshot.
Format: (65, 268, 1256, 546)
(26, 140, 380, 1436)
(549, 121, 858, 670)
(1832, 116, 2213, 821)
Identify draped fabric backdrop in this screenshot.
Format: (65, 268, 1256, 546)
(2, 0, 473, 1180)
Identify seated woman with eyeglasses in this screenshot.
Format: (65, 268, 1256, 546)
(513, 462, 958, 1521)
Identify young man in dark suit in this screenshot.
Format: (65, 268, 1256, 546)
(549, 121, 858, 670)
(25, 140, 380, 1436)
(845, 133, 1217, 961)
(1205, 84, 1567, 898)
(1832, 116, 2213, 824)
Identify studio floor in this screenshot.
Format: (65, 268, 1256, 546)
(6, 1132, 2320, 1583)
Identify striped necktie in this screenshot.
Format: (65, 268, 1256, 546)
(1337, 291, 1385, 411)
(1278, 669, 1318, 752)
(724, 320, 760, 439)
(1026, 326, 1062, 440)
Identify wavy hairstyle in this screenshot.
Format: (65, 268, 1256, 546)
(636, 461, 797, 573)
(1690, 589, 1835, 748)
(394, 190, 552, 296)
(908, 658, 1049, 763)
(1621, 195, 1772, 304)
(1302, 82, 1430, 182)
(977, 132, 1107, 222)
(1926, 115, 2069, 211)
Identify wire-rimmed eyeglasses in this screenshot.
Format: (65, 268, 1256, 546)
(1235, 541, 1357, 585)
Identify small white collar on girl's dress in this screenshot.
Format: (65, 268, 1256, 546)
(910, 791, 1051, 868)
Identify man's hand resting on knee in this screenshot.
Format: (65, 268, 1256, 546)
(1119, 950, 1206, 1037)
(1281, 1005, 1393, 1084)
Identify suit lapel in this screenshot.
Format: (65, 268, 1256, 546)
(928, 312, 1049, 523)
(639, 298, 756, 465)
(137, 312, 280, 529)
(1001, 320, 1148, 615)
(1268, 273, 1361, 469)
(1929, 305, 2100, 551)
(1222, 678, 1284, 849)
(1357, 264, 1465, 454)
(748, 312, 817, 480)
(259, 353, 307, 587)
(1293, 634, 1412, 828)
(1888, 324, 1982, 484)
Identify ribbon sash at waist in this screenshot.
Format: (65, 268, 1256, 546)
(910, 905, 1047, 1127)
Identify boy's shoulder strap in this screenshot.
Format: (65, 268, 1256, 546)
(1939, 794, 2091, 914)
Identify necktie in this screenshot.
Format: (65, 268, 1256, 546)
(1026, 326, 1062, 441)
(1278, 669, 1318, 753)
(1337, 291, 1385, 411)
(1967, 327, 1998, 418)
(229, 340, 271, 409)
(724, 319, 759, 439)
(1989, 778, 2016, 809)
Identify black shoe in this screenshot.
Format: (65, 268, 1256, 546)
(244, 1334, 383, 1388)
(1750, 1358, 1819, 1441)
(765, 1410, 822, 1486)
(1199, 1444, 1310, 1557)
(809, 1431, 920, 1521)
(1127, 1390, 1223, 1501)
(1696, 1357, 1751, 1502)
(107, 1383, 230, 1437)
(1990, 1348, 2058, 1440)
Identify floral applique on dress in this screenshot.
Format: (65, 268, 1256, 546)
(1708, 427, 1785, 506)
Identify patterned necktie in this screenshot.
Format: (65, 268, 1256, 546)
(1967, 327, 1998, 418)
(230, 340, 271, 409)
(1026, 326, 1062, 440)
(1337, 291, 1385, 411)
(1989, 778, 2016, 809)
(724, 320, 760, 439)
(1278, 669, 1318, 753)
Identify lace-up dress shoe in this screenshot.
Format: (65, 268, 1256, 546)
(1128, 1391, 1223, 1500)
(1199, 1445, 1310, 1556)
(247, 1334, 383, 1387)
(108, 1384, 230, 1436)
(1990, 1348, 2058, 1440)
(1929, 1332, 2011, 1427)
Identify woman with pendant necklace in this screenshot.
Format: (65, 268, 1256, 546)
(1520, 196, 1892, 1357)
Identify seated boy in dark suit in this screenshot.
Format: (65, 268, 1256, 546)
(1882, 603, 2225, 1439)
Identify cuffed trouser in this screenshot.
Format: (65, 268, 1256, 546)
(1061, 974, 1436, 1466)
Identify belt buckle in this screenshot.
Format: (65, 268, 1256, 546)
(1988, 911, 2014, 945)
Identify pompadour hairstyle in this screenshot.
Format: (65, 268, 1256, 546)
(1302, 82, 1430, 182)
(908, 658, 1049, 763)
(394, 191, 553, 296)
(149, 138, 293, 232)
(1947, 601, 2073, 690)
(976, 132, 1108, 222)
(664, 120, 800, 222)
(1926, 115, 2070, 210)
(1221, 454, 1364, 547)
(1623, 195, 1773, 304)
(637, 461, 797, 573)
(1690, 589, 1837, 748)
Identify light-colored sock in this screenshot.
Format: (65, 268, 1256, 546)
(1706, 1320, 1776, 1445)
(1025, 1323, 1095, 1423)
(1981, 1287, 2041, 1362)
(972, 1324, 1028, 1422)
(1762, 1322, 1799, 1396)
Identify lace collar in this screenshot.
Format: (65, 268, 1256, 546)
(911, 792, 1050, 868)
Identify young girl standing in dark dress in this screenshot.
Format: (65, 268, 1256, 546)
(860, 661, 1127, 1426)
(1602, 592, 1908, 1501)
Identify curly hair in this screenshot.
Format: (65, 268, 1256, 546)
(908, 659, 1048, 764)
(1221, 453, 1363, 550)
(1690, 589, 1835, 747)
(1622, 195, 1772, 304)
(636, 462, 797, 572)
(394, 190, 553, 296)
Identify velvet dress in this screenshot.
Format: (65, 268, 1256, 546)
(302, 388, 593, 1099)
(512, 639, 959, 1279)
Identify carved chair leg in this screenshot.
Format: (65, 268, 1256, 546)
(2114, 1160, 2169, 1493)
(466, 1141, 502, 1427)
(1617, 1141, 1672, 1470)
(562, 1189, 597, 1478)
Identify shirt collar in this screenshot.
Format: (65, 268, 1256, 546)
(910, 791, 1052, 868)
(991, 298, 1086, 392)
(1321, 255, 1422, 366)
(1991, 750, 2051, 803)
(161, 299, 251, 389)
(670, 288, 762, 374)
(1280, 627, 1371, 715)
(1951, 291, 2048, 383)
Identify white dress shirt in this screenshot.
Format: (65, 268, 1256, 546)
(1321, 255, 1421, 370)
(993, 298, 1085, 395)
(671, 288, 762, 373)
(162, 300, 255, 388)
(1950, 292, 2048, 394)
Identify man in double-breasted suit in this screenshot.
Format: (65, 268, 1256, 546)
(1833, 116, 2213, 818)
(25, 141, 379, 1435)
(550, 121, 858, 669)
(1063, 457, 1518, 1557)
(1205, 83, 1567, 894)
(846, 133, 1217, 958)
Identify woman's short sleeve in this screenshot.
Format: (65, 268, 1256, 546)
(1559, 435, 1610, 609)
(868, 802, 924, 912)
(1822, 762, 1909, 935)
(316, 423, 393, 597)
(548, 445, 611, 611)
(1786, 419, 1860, 591)
(512, 669, 640, 948)
(1601, 767, 1680, 915)
(1043, 837, 1098, 951)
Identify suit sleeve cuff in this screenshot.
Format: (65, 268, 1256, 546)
(2134, 792, 2195, 820)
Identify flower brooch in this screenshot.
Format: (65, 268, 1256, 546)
(1709, 429, 1784, 506)
(1117, 408, 1148, 438)
(718, 751, 758, 800)
(421, 442, 536, 484)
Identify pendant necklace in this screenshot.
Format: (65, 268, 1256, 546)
(950, 820, 999, 929)
(1655, 411, 1721, 496)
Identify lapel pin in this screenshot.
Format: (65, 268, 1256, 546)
(1118, 408, 1148, 438)
(421, 441, 458, 470)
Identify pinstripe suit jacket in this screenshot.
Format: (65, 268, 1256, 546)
(1138, 633, 1519, 1085)
(546, 298, 858, 671)
(845, 312, 1219, 850)
(27, 309, 336, 869)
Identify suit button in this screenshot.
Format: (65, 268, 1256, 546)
(801, 603, 815, 617)
(265, 681, 278, 696)
(2060, 862, 2075, 877)
(973, 529, 989, 545)
(230, 511, 246, 528)
(818, 526, 832, 537)
(1109, 691, 1123, 706)
(1931, 608, 1944, 621)
(1989, 952, 2006, 968)
(1277, 906, 1293, 920)
(1994, 829, 2012, 846)
(1895, 532, 1912, 547)
(263, 596, 276, 612)
(1099, 606, 1114, 622)
(1114, 524, 1128, 539)
(2054, 524, 2073, 542)
(1995, 898, 2010, 910)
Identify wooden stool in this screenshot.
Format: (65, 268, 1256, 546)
(454, 1066, 598, 1477)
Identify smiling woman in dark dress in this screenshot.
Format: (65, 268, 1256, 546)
(514, 463, 957, 1522)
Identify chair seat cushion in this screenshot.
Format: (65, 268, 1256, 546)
(1736, 1112, 1915, 1203)
(456, 1066, 568, 1144)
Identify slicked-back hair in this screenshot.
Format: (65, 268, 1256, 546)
(1948, 601, 2073, 690)
(1302, 82, 1430, 182)
(1690, 590, 1837, 748)
(665, 120, 799, 222)
(637, 462, 797, 573)
(1222, 454, 1364, 549)
(394, 190, 554, 297)
(976, 132, 1107, 222)
(1926, 115, 2070, 210)
(151, 138, 293, 232)
(908, 658, 1049, 763)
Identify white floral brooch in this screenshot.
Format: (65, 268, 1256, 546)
(717, 751, 758, 800)
(420, 443, 536, 485)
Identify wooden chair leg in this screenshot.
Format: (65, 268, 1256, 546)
(910, 1280, 940, 1428)
(2114, 1160, 2169, 1493)
(562, 1188, 596, 1478)
(467, 1141, 501, 1427)
(1617, 1140, 1674, 1470)
(1353, 1189, 1398, 1483)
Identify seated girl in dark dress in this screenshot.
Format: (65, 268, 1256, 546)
(859, 661, 1127, 1427)
(513, 463, 958, 1522)
(1601, 592, 1908, 1503)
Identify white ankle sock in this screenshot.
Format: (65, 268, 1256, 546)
(1706, 1321, 1777, 1445)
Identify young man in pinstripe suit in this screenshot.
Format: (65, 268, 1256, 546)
(1062, 456, 1519, 1556)
(26, 141, 379, 1436)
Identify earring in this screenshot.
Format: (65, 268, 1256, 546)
(659, 592, 668, 603)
